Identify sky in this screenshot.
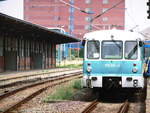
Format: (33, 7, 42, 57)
(0, 0, 23, 19)
(125, 0, 150, 32)
(0, 0, 150, 32)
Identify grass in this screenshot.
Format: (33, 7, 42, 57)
(0, 109, 4, 112)
(73, 79, 82, 89)
(57, 64, 82, 69)
(43, 79, 82, 102)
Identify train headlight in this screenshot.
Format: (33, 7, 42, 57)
(87, 67, 92, 72)
(132, 68, 138, 73)
(133, 79, 138, 87)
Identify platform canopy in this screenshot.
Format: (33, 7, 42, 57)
(0, 13, 80, 44)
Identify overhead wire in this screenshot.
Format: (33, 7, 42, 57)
(124, 2, 149, 39)
(58, 0, 126, 31)
(59, 0, 93, 14)
(91, 0, 125, 22)
(126, 8, 139, 31)
(89, 0, 125, 31)
(126, 9, 137, 27)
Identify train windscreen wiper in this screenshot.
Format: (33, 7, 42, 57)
(127, 44, 137, 59)
(112, 40, 121, 49)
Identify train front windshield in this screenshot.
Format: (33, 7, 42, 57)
(125, 41, 138, 59)
(86, 40, 138, 59)
(87, 41, 100, 59)
(101, 41, 123, 59)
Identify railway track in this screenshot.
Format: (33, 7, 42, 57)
(82, 100, 99, 113)
(0, 69, 81, 94)
(0, 71, 82, 113)
(81, 99, 130, 113)
(117, 100, 129, 113)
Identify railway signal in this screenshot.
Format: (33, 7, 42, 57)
(147, 0, 150, 19)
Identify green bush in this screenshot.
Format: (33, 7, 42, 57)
(73, 79, 82, 89)
(57, 64, 82, 68)
(43, 86, 73, 102)
(43, 79, 82, 102)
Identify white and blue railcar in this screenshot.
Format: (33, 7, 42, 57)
(82, 29, 147, 96)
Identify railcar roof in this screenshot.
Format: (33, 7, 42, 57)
(83, 29, 144, 41)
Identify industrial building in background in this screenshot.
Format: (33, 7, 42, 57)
(24, 0, 125, 61)
(24, 0, 125, 40)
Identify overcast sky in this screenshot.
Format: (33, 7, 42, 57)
(125, 0, 150, 32)
(0, 0, 150, 32)
(0, 0, 23, 19)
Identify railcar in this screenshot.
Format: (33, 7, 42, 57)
(82, 29, 147, 100)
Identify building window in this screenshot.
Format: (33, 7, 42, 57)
(54, 16, 60, 21)
(85, 0, 92, 4)
(85, 25, 92, 31)
(102, 17, 108, 22)
(102, 0, 109, 4)
(85, 16, 92, 22)
(85, 8, 93, 13)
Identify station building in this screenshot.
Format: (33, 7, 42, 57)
(0, 13, 79, 72)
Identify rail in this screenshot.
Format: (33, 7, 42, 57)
(81, 100, 99, 113)
(117, 100, 129, 113)
(0, 71, 82, 113)
(0, 71, 82, 100)
(0, 68, 81, 87)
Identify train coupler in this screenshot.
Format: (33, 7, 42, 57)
(86, 79, 91, 88)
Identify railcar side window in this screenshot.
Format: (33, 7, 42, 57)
(125, 41, 138, 59)
(101, 41, 123, 59)
(87, 40, 100, 59)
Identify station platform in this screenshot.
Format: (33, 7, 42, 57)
(0, 68, 71, 80)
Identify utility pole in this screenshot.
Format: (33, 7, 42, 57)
(69, 0, 74, 60)
(147, 0, 150, 19)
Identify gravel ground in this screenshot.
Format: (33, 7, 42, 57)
(16, 83, 150, 113)
(92, 88, 147, 113)
(20, 101, 88, 113)
(91, 102, 121, 113)
(18, 84, 93, 113)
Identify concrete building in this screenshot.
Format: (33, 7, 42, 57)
(24, 0, 125, 38)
